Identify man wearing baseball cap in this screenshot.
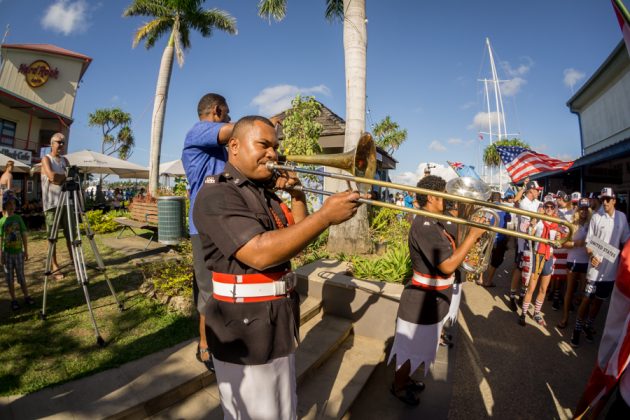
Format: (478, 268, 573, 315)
(507, 178, 544, 311)
(571, 187, 630, 347)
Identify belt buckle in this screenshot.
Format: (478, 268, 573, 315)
(275, 272, 296, 296)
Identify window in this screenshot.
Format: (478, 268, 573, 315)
(0, 119, 16, 146)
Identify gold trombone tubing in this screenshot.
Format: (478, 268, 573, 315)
(268, 162, 575, 248)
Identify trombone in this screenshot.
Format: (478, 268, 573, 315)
(267, 133, 574, 248)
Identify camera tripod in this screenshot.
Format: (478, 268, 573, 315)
(40, 168, 124, 347)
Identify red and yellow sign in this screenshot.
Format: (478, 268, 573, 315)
(18, 60, 60, 88)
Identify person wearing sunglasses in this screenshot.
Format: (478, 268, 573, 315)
(41, 132, 72, 280)
(518, 199, 561, 327)
(570, 187, 630, 348)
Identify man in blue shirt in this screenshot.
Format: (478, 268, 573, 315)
(182, 93, 234, 371)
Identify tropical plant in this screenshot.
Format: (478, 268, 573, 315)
(373, 116, 407, 154)
(123, 0, 237, 197)
(350, 242, 412, 283)
(280, 95, 323, 156)
(369, 207, 410, 245)
(482, 138, 530, 167)
(258, 0, 371, 254)
(88, 108, 135, 160)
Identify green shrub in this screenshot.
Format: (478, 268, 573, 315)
(141, 241, 193, 298)
(82, 209, 128, 233)
(350, 242, 411, 283)
(370, 207, 410, 245)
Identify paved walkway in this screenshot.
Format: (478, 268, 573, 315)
(351, 245, 602, 419)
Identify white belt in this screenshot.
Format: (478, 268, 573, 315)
(411, 272, 454, 288)
(212, 280, 292, 298)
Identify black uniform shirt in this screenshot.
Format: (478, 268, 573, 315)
(193, 162, 299, 365)
(398, 214, 455, 325)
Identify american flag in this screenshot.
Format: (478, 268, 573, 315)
(495, 146, 574, 182)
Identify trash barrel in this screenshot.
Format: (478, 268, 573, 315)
(157, 196, 186, 245)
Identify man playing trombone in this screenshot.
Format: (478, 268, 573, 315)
(192, 115, 362, 419)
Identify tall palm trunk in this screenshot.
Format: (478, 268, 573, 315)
(327, 0, 371, 254)
(148, 33, 175, 197)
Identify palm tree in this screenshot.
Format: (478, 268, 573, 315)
(259, 0, 371, 254)
(483, 138, 530, 167)
(373, 116, 407, 155)
(123, 0, 237, 197)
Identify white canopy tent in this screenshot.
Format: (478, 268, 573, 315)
(32, 150, 149, 178)
(0, 152, 31, 173)
(159, 159, 186, 177)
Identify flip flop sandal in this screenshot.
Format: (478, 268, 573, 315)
(406, 379, 426, 392)
(390, 384, 420, 406)
(196, 344, 215, 372)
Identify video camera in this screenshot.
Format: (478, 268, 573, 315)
(65, 165, 81, 179)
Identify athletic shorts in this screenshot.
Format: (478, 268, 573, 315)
(45, 207, 72, 241)
(490, 239, 508, 268)
(191, 234, 213, 315)
(584, 280, 615, 300)
(567, 262, 588, 274)
(533, 254, 553, 277)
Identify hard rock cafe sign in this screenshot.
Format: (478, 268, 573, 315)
(18, 60, 60, 88)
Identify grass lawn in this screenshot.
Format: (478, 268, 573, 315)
(0, 230, 197, 396)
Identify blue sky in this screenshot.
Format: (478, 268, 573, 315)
(0, 0, 624, 184)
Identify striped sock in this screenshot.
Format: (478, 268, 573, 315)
(575, 318, 584, 332)
(522, 301, 530, 315)
(585, 317, 594, 330)
(534, 299, 543, 315)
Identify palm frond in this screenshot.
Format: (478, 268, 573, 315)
(258, 0, 287, 22)
(192, 9, 237, 36)
(324, 0, 344, 22)
(173, 17, 185, 67)
(123, 0, 170, 18)
(142, 18, 173, 49)
(132, 18, 170, 48)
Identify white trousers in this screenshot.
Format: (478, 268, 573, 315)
(388, 317, 445, 376)
(213, 354, 297, 420)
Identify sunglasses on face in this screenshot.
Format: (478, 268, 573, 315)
(53, 141, 65, 145)
(602, 197, 614, 203)
(544, 205, 555, 209)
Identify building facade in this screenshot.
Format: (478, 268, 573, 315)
(532, 41, 630, 217)
(0, 43, 91, 205)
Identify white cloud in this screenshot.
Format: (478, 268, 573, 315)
(250, 84, 331, 115)
(41, 0, 88, 35)
(468, 111, 504, 132)
(563, 68, 585, 90)
(391, 163, 457, 186)
(501, 57, 533, 77)
(447, 138, 463, 145)
(556, 153, 576, 162)
(428, 140, 447, 152)
(501, 77, 526, 96)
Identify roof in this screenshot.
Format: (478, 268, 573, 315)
(567, 40, 626, 110)
(272, 100, 346, 137)
(1, 43, 92, 80)
(0, 86, 73, 126)
(530, 137, 630, 181)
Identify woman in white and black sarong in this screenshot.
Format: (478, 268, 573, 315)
(388, 175, 484, 406)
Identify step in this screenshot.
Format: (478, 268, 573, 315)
(297, 334, 384, 420)
(153, 313, 353, 419)
(2, 296, 321, 420)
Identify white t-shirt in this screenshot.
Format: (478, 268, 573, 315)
(517, 196, 541, 252)
(567, 224, 589, 264)
(586, 209, 630, 282)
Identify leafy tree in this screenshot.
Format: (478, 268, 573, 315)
(373, 116, 407, 155)
(259, 0, 371, 254)
(88, 107, 135, 198)
(123, 0, 237, 197)
(483, 138, 530, 167)
(281, 95, 323, 156)
(88, 108, 135, 159)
